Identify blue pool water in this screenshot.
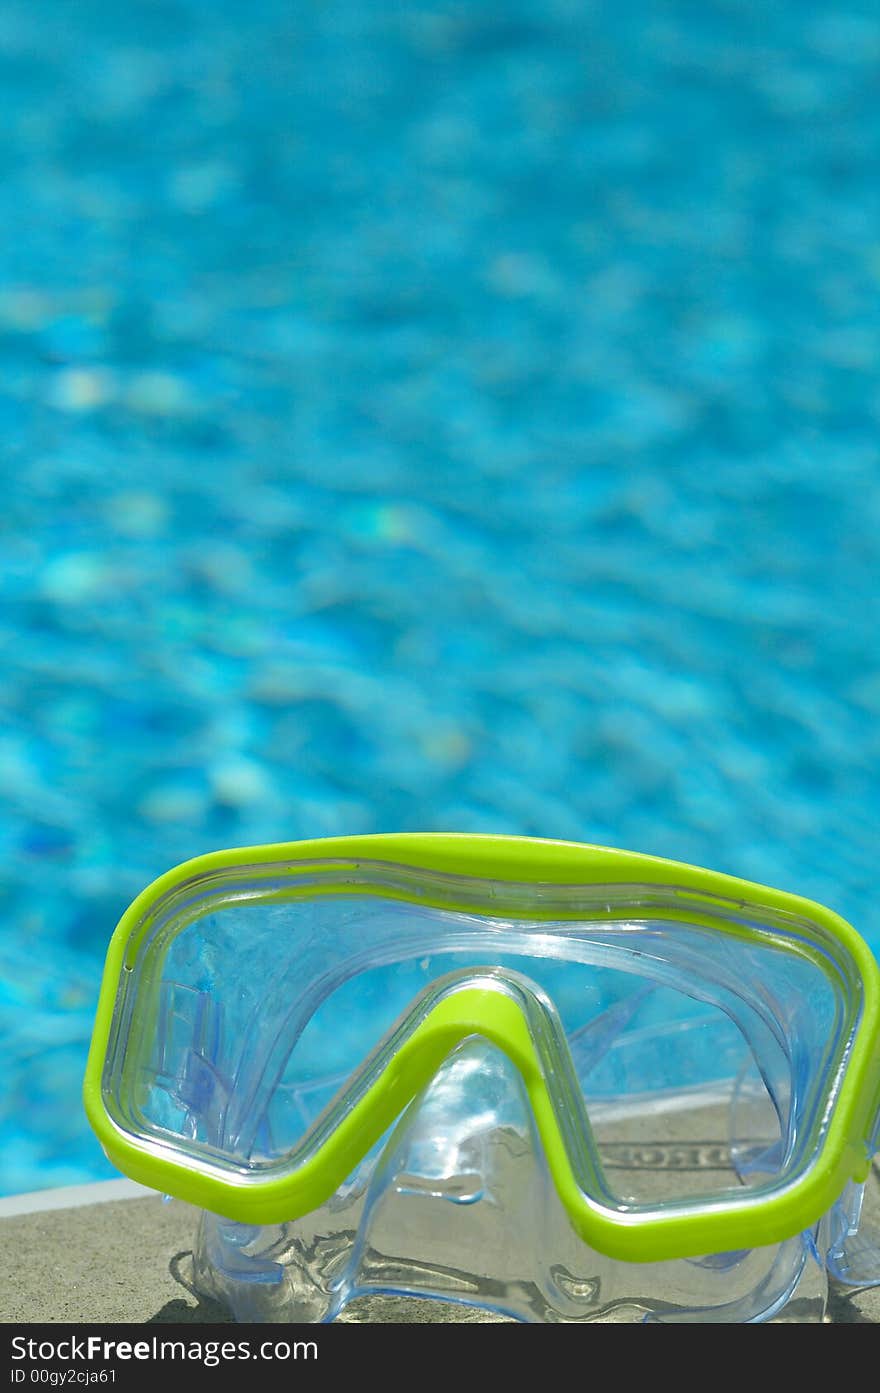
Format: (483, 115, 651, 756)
(2, 0, 880, 1196)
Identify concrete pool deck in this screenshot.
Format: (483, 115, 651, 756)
(1, 1167, 878, 1325)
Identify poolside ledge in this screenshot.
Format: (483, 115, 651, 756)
(1, 1171, 878, 1324)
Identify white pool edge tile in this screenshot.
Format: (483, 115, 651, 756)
(0, 1178, 157, 1217)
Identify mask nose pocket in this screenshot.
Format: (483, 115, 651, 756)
(345, 1037, 555, 1308)
(374, 1036, 522, 1208)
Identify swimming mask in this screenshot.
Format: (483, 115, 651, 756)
(84, 834, 880, 1322)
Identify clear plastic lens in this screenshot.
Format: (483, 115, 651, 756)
(108, 866, 854, 1212)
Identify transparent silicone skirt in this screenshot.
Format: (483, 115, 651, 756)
(83, 835, 880, 1323)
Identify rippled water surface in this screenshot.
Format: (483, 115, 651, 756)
(2, 0, 879, 1193)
